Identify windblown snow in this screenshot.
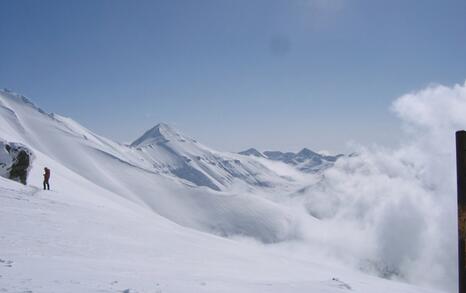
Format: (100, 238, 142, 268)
(0, 85, 457, 293)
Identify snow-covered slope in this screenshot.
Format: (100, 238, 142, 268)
(0, 89, 446, 293)
(0, 90, 300, 243)
(0, 177, 442, 293)
(131, 123, 292, 191)
(240, 147, 343, 173)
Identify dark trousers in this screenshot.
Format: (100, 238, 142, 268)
(43, 179, 50, 190)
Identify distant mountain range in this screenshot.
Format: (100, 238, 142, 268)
(129, 123, 292, 191)
(239, 147, 343, 173)
(0, 89, 344, 197)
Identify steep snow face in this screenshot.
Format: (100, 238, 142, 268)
(0, 90, 299, 243)
(240, 147, 343, 173)
(131, 123, 195, 147)
(131, 123, 293, 191)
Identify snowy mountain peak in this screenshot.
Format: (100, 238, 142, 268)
(238, 148, 265, 158)
(146, 123, 176, 138)
(0, 89, 47, 115)
(297, 148, 318, 157)
(131, 123, 194, 147)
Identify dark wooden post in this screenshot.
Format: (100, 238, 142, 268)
(456, 130, 466, 293)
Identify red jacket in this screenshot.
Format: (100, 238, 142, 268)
(44, 169, 50, 180)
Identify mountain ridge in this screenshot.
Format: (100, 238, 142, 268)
(240, 147, 343, 173)
(131, 123, 196, 147)
(0, 89, 446, 293)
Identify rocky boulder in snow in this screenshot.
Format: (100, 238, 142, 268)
(0, 141, 33, 185)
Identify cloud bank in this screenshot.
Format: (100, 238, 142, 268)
(297, 81, 466, 292)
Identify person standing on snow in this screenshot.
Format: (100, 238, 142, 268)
(43, 167, 50, 190)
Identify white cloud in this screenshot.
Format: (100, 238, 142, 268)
(296, 81, 466, 292)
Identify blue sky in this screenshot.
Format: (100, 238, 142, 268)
(1, 0, 465, 152)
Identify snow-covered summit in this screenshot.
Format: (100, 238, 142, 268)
(296, 147, 319, 158)
(238, 148, 265, 158)
(131, 123, 195, 147)
(0, 88, 48, 115)
(131, 123, 291, 191)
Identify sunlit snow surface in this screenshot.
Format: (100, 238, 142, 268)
(0, 177, 441, 293)
(0, 87, 455, 293)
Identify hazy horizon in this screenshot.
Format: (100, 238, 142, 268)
(1, 0, 465, 153)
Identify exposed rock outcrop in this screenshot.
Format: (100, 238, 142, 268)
(0, 141, 33, 185)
